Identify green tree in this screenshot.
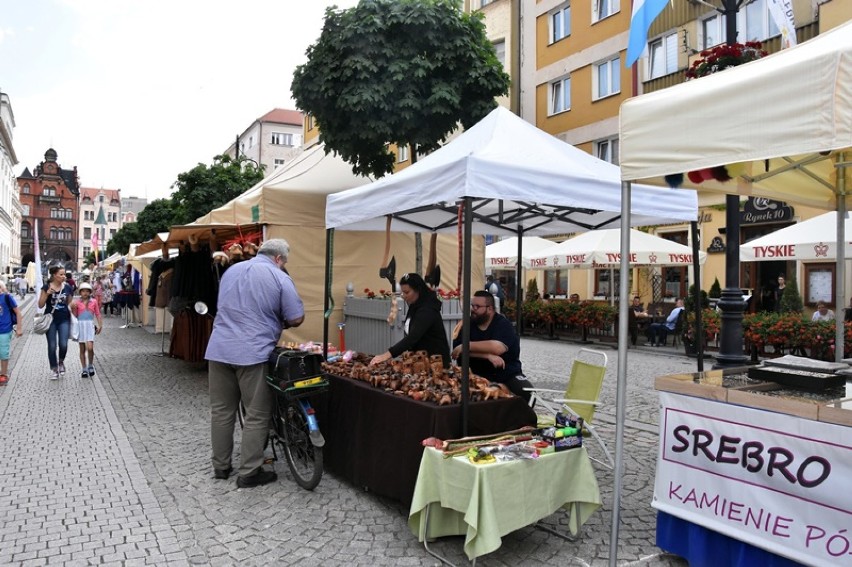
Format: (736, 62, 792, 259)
(684, 283, 709, 313)
(291, 0, 510, 178)
(779, 275, 803, 313)
(709, 277, 722, 299)
(136, 198, 178, 240)
(170, 155, 264, 225)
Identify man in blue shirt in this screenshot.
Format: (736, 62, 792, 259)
(205, 239, 305, 488)
(0, 280, 23, 386)
(451, 290, 533, 401)
(646, 299, 684, 347)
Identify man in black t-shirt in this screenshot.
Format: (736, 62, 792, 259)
(452, 290, 533, 401)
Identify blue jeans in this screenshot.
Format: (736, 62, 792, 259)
(46, 318, 70, 369)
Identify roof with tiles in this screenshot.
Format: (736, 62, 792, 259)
(257, 108, 303, 126)
(80, 187, 121, 203)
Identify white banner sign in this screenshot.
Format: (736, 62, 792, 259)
(654, 392, 852, 566)
(767, 0, 797, 48)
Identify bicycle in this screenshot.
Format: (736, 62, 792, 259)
(265, 372, 328, 490)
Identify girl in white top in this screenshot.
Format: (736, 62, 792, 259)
(69, 283, 103, 378)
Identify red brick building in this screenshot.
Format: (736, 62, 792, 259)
(18, 148, 80, 271)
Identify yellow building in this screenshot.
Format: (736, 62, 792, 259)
(513, 0, 849, 313)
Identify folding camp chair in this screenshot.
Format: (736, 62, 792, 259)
(525, 348, 614, 469)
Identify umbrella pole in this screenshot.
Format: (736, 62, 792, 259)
(836, 152, 848, 363)
(691, 221, 704, 371)
(516, 229, 524, 334)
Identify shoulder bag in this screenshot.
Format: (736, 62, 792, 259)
(33, 311, 53, 335)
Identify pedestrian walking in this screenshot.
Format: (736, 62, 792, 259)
(0, 280, 23, 386)
(205, 239, 305, 488)
(102, 277, 115, 316)
(69, 282, 102, 378)
(38, 265, 74, 380)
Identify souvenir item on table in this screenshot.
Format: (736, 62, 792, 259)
(322, 350, 515, 406)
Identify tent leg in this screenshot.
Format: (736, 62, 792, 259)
(461, 198, 473, 437)
(836, 153, 847, 363)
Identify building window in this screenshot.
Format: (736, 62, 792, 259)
(397, 145, 409, 163)
(22, 205, 29, 215)
(481, 0, 494, 6)
(493, 39, 506, 68)
(271, 132, 294, 146)
(273, 158, 286, 169)
(65, 228, 72, 240)
(744, 0, 780, 42)
(593, 0, 618, 22)
(249, 136, 253, 148)
(50, 208, 57, 218)
(702, 14, 724, 49)
(649, 33, 678, 79)
(594, 57, 621, 99)
(307, 115, 315, 130)
(50, 227, 57, 240)
(44, 186, 56, 197)
(550, 4, 571, 43)
(595, 268, 630, 297)
(84, 227, 91, 239)
(21, 183, 30, 194)
(21, 222, 30, 238)
(83, 246, 91, 256)
(596, 138, 619, 164)
(110, 229, 116, 237)
(549, 76, 571, 115)
(545, 270, 568, 296)
(661, 231, 688, 299)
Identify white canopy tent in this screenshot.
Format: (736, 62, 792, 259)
(618, 20, 852, 564)
(741, 211, 852, 261)
(485, 236, 557, 269)
(326, 108, 698, 549)
(529, 228, 706, 269)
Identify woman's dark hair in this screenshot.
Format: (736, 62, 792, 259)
(399, 273, 433, 299)
(48, 265, 65, 277)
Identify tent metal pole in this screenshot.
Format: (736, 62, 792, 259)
(461, 197, 473, 436)
(516, 227, 524, 334)
(836, 153, 847, 363)
(322, 228, 332, 360)
(611, 181, 631, 565)
(691, 221, 704, 371)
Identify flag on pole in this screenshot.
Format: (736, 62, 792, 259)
(625, 0, 670, 67)
(767, 0, 797, 48)
(33, 218, 41, 274)
(91, 230, 99, 263)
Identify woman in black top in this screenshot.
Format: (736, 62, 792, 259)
(38, 265, 74, 380)
(369, 273, 450, 367)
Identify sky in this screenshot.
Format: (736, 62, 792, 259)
(0, 0, 359, 202)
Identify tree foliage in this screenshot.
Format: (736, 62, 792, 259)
(107, 222, 143, 256)
(780, 276, 804, 313)
(292, 0, 510, 178)
(170, 155, 264, 225)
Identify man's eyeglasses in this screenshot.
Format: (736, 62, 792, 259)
(471, 303, 490, 311)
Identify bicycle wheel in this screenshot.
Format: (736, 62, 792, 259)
(279, 398, 323, 490)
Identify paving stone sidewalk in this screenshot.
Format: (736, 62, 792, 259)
(1, 297, 692, 566)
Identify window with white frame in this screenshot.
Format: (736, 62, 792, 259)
(493, 39, 506, 68)
(21, 222, 30, 238)
(397, 145, 409, 162)
(22, 205, 29, 215)
(84, 227, 91, 239)
(702, 13, 724, 49)
(649, 32, 678, 79)
(550, 4, 571, 43)
(593, 0, 618, 23)
(549, 76, 571, 115)
(594, 57, 620, 99)
(274, 158, 286, 169)
(21, 183, 30, 194)
(744, 0, 780, 42)
(43, 186, 56, 196)
(271, 132, 294, 146)
(83, 246, 91, 256)
(596, 138, 619, 164)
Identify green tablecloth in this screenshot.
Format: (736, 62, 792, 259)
(408, 446, 602, 560)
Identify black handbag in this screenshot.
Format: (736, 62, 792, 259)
(268, 348, 324, 390)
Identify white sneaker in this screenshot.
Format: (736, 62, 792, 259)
(58, 362, 66, 376)
(49, 369, 59, 380)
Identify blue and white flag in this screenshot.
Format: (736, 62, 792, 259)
(625, 0, 670, 67)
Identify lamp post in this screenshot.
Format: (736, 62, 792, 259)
(713, 0, 750, 369)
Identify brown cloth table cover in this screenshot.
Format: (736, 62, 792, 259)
(313, 373, 538, 505)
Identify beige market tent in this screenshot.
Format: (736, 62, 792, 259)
(615, 21, 852, 563)
(158, 144, 483, 344)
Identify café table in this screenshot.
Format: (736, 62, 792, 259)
(314, 374, 538, 505)
(408, 446, 601, 561)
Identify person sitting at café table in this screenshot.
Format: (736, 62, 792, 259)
(646, 298, 684, 347)
(369, 273, 450, 368)
(631, 296, 648, 318)
(450, 290, 533, 401)
(811, 301, 835, 322)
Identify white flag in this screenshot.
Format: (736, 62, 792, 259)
(767, 0, 797, 48)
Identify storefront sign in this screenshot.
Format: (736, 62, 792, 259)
(741, 198, 794, 224)
(654, 393, 851, 566)
(707, 236, 726, 254)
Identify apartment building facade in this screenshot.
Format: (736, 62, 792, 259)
(78, 187, 121, 266)
(120, 195, 147, 224)
(225, 108, 305, 175)
(519, 0, 847, 311)
(17, 148, 80, 271)
(0, 89, 22, 273)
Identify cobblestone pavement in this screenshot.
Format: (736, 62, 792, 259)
(1, 296, 697, 565)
